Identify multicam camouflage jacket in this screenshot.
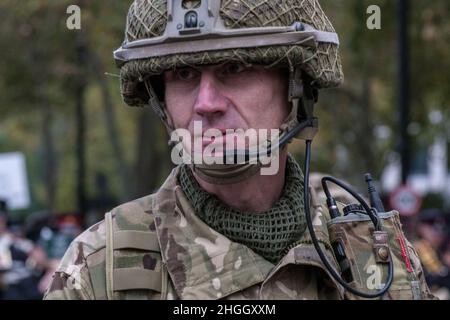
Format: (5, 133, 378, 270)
(44, 167, 435, 300)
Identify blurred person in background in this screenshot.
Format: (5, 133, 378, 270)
(413, 208, 450, 299)
(38, 215, 82, 260)
(443, 237, 450, 273)
(0, 200, 48, 299)
(35, 214, 82, 294)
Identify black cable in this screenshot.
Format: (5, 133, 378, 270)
(321, 176, 381, 230)
(303, 140, 394, 298)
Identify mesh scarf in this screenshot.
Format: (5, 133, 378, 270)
(178, 154, 306, 263)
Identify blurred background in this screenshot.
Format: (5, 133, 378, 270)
(0, 0, 449, 299)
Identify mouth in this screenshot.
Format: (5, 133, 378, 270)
(201, 128, 232, 135)
(196, 128, 235, 146)
(201, 134, 228, 149)
(191, 126, 257, 153)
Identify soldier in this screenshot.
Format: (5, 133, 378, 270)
(45, 0, 435, 300)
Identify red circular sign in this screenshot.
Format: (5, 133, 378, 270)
(389, 185, 422, 217)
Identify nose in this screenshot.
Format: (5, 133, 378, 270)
(193, 72, 228, 120)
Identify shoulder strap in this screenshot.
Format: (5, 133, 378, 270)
(105, 211, 114, 300)
(104, 209, 169, 300)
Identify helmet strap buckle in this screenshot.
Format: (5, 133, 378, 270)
(281, 68, 319, 142)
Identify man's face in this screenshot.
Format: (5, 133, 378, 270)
(164, 62, 290, 152)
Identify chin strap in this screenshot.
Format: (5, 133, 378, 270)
(281, 67, 319, 141)
(191, 161, 262, 185)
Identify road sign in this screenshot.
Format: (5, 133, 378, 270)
(389, 184, 422, 217)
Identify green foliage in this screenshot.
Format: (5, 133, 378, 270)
(310, 0, 449, 187)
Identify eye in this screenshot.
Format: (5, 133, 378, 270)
(222, 62, 248, 75)
(174, 67, 199, 81)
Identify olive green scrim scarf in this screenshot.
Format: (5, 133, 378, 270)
(178, 154, 306, 263)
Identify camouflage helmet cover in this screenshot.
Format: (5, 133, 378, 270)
(116, 0, 344, 110)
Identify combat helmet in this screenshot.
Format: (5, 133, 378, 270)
(114, 0, 343, 184)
